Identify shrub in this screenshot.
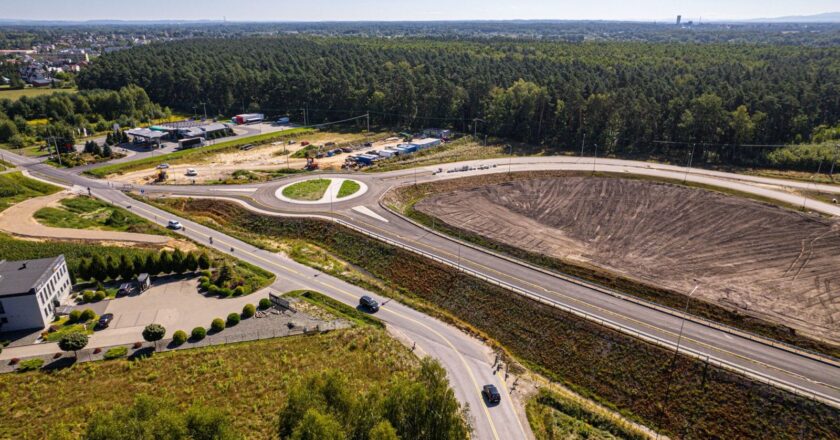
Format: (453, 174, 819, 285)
(199, 281, 212, 291)
(219, 288, 233, 297)
(233, 286, 246, 296)
(80, 308, 96, 322)
(172, 330, 188, 345)
(132, 342, 142, 349)
(82, 290, 95, 302)
(258, 298, 272, 310)
(94, 290, 107, 301)
(200, 269, 212, 278)
(68, 310, 82, 323)
(58, 332, 88, 355)
(211, 318, 226, 332)
(191, 327, 206, 341)
(103, 346, 128, 360)
(198, 276, 209, 284)
(242, 304, 256, 318)
(208, 285, 221, 296)
(17, 358, 44, 372)
(142, 323, 166, 349)
(9, 358, 20, 365)
(226, 313, 240, 326)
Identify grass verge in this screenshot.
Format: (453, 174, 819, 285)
(337, 179, 361, 198)
(149, 197, 840, 439)
(285, 290, 384, 329)
(85, 127, 314, 178)
(528, 389, 647, 440)
(0, 327, 419, 439)
(0, 171, 61, 212)
(385, 170, 840, 358)
(34, 195, 171, 235)
(281, 178, 331, 201)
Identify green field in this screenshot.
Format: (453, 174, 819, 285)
(0, 171, 61, 212)
(0, 87, 76, 101)
(281, 178, 331, 201)
(86, 127, 314, 177)
(0, 327, 431, 439)
(34, 196, 169, 236)
(337, 179, 361, 198)
(528, 389, 647, 440)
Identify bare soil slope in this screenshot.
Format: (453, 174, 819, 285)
(415, 176, 840, 344)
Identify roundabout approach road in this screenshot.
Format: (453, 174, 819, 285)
(7, 151, 840, 437)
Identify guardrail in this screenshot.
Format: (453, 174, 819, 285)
(330, 216, 840, 409)
(380, 202, 840, 369)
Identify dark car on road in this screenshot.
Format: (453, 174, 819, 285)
(359, 295, 379, 312)
(482, 384, 501, 404)
(95, 313, 114, 330)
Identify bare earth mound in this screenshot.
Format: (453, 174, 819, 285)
(415, 176, 840, 344)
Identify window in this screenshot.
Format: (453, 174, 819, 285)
(0, 300, 4, 314)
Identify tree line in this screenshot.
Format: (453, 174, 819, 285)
(77, 36, 840, 169)
(0, 85, 169, 148)
(76, 250, 211, 283)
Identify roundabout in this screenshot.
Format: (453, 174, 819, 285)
(275, 177, 368, 205)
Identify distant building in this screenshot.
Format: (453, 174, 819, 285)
(0, 256, 72, 332)
(676, 15, 682, 25)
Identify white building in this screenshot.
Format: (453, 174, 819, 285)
(0, 256, 72, 332)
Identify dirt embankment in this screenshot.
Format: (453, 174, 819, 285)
(413, 175, 840, 346)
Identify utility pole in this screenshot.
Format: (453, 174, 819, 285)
(366, 112, 370, 132)
(683, 143, 696, 184)
(592, 143, 598, 174)
(507, 144, 514, 174)
(202, 102, 207, 120)
(580, 133, 585, 157)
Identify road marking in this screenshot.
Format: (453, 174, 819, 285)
(125, 199, 504, 440)
(352, 205, 389, 222)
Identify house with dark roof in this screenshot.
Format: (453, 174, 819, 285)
(0, 256, 71, 332)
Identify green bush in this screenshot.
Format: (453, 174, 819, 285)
(258, 298, 272, 310)
(172, 330, 188, 345)
(208, 284, 220, 296)
(211, 318, 225, 332)
(68, 310, 82, 323)
(242, 304, 256, 318)
(226, 313, 240, 326)
(80, 308, 96, 322)
(82, 290, 95, 303)
(199, 281, 212, 291)
(191, 327, 206, 341)
(233, 286, 246, 296)
(200, 269, 212, 278)
(17, 358, 44, 372)
(94, 290, 106, 301)
(219, 288, 233, 297)
(198, 276, 209, 284)
(103, 346, 128, 360)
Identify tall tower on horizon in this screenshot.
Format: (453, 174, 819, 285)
(676, 15, 682, 25)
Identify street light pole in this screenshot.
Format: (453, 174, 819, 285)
(673, 284, 700, 361)
(507, 144, 513, 174)
(683, 143, 696, 184)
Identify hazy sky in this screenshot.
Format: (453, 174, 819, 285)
(1, 0, 837, 22)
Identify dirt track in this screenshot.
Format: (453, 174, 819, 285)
(415, 176, 840, 344)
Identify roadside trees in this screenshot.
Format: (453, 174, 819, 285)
(58, 332, 89, 359)
(142, 323, 166, 351)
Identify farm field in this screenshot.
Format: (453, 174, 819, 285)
(0, 327, 426, 439)
(412, 174, 840, 347)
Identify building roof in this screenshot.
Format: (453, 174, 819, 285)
(0, 256, 64, 298)
(126, 128, 167, 139)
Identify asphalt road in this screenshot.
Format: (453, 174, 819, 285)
(3, 151, 529, 440)
(125, 156, 840, 407)
(7, 149, 840, 423)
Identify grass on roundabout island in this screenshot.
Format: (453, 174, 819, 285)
(337, 179, 361, 198)
(281, 178, 332, 201)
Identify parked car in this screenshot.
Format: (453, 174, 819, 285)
(96, 313, 114, 330)
(157, 163, 170, 169)
(359, 295, 380, 312)
(363, 142, 372, 147)
(118, 282, 135, 296)
(301, 141, 310, 146)
(341, 147, 353, 153)
(482, 384, 501, 404)
(167, 220, 183, 230)
(185, 168, 198, 176)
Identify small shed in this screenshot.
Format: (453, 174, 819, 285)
(137, 273, 151, 291)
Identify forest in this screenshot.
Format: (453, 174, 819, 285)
(0, 85, 169, 148)
(78, 36, 840, 170)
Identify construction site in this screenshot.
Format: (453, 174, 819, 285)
(412, 174, 840, 346)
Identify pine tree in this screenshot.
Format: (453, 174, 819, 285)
(183, 252, 199, 272)
(90, 255, 107, 281)
(106, 255, 120, 280)
(158, 251, 173, 275)
(197, 253, 211, 270)
(171, 249, 185, 273)
(119, 254, 134, 280)
(102, 143, 113, 157)
(145, 253, 159, 275)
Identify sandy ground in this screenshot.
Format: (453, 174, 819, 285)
(0, 191, 168, 244)
(110, 131, 399, 185)
(415, 176, 840, 344)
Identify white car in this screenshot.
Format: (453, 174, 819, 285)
(185, 168, 198, 176)
(157, 163, 170, 169)
(167, 220, 183, 230)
